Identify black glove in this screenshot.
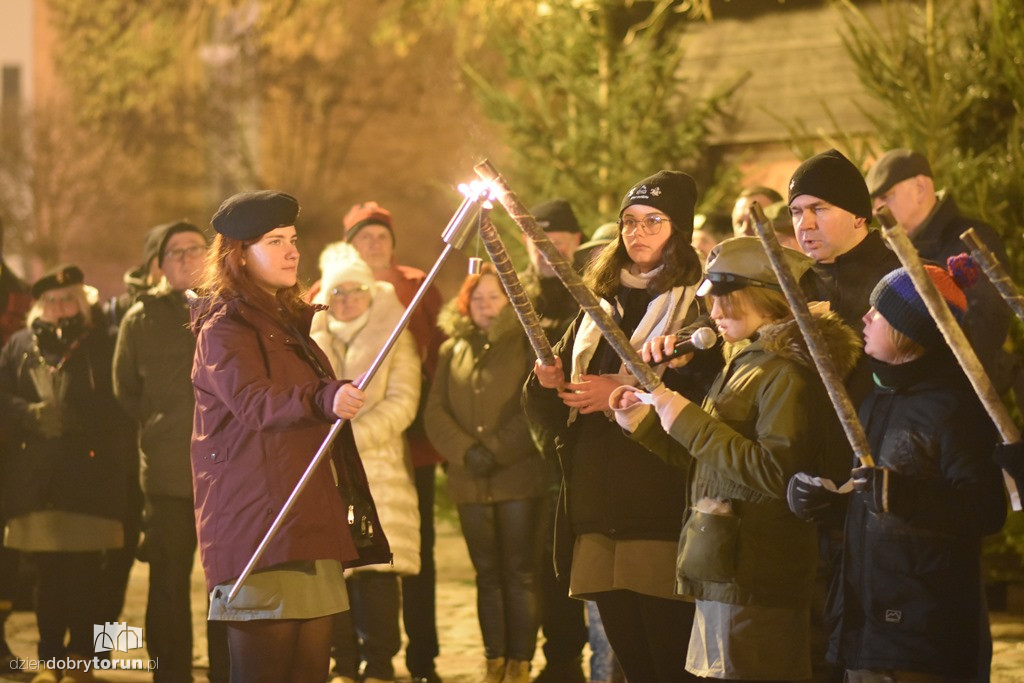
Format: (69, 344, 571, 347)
(851, 465, 907, 516)
(25, 401, 61, 439)
(464, 444, 498, 478)
(786, 472, 844, 523)
(992, 442, 1024, 493)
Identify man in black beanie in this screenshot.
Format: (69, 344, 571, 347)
(787, 149, 900, 683)
(523, 199, 584, 341)
(789, 149, 900, 341)
(113, 220, 218, 683)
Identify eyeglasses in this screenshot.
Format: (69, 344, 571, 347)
(331, 285, 370, 300)
(164, 245, 207, 262)
(619, 214, 670, 236)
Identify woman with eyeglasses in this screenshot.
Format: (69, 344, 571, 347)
(309, 242, 422, 683)
(425, 264, 548, 683)
(524, 171, 709, 683)
(0, 265, 134, 682)
(190, 191, 386, 683)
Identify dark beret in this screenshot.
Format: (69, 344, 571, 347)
(211, 191, 300, 241)
(866, 148, 933, 198)
(32, 264, 85, 299)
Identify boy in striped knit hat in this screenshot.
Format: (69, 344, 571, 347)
(790, 259, 1009, 680)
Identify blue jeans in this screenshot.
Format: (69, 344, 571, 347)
(458, 498, 544, 661)
(586, 600, 615, 682)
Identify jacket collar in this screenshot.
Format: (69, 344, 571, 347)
(908, 190, 956, 255)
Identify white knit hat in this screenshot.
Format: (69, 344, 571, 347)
(318, 242, 374, 304)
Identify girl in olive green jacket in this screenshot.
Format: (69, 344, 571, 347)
(611, 237, 859, 680)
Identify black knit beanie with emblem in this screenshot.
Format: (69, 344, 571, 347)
(211, 191, 300, 241)
(619, 170, 698, 241)
(788, 148, 872, 220)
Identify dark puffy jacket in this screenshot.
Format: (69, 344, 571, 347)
(0, 319, 132, 522)
(832, 350, 1006, 678)
(113, 285, 195, 498)
(190, 294, 387, 591)
(522, 285, 700, 554)
(805, 230, 902, 406)
(911, 192, 1011, 384)
(633, 314, 860, 608)
(425, 304, 547, 505)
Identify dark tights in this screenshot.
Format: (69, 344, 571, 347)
(226, 615, 333, 683)
(592, 589, 698, 683)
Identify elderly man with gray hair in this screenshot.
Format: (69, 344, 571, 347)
(867, 148, 1012, 386)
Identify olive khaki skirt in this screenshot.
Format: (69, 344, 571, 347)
(209, 559, 349, 621)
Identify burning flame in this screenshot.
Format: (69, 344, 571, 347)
(458, 180, 496, 209)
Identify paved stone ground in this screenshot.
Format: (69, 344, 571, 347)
(1, 518, 545, 683)
(4, 518, 1024, 682)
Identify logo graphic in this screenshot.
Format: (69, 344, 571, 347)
(93, 622, 143, 653)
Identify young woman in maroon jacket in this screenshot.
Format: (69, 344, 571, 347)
(190, 191, 374, 683)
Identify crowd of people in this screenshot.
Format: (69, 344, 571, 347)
(0, 144, 1021, 683)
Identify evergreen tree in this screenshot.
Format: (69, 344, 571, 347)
(450, 0, 739, 231)
(840, 0, 1024, 584)
(839, 0, 1024, 269)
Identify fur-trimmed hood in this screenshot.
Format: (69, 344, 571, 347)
(436, 299, 522, 344)
(756, 311, 861, 380)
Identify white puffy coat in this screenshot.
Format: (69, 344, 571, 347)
(311, 281, 422, 576)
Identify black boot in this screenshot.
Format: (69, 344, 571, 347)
(532, 656, 587, 683)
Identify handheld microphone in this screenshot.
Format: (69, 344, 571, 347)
(654, 326, 718, 365)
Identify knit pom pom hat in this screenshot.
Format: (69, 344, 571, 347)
(317, 241, 375, 305)
(869, 255, 980, 348)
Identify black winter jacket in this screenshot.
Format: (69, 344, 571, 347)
(523, 285, 705, 559)
(113, 286, 196, 499)
(805, 230, 901, 405)
(911, 192, 1011, 384)
(0, 319, 132, 521)
(831, 350, 1007, 677)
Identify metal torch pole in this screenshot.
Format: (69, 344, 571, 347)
(478, 217, 557, 366)
(475, 159, 662, 392)
(960, 227, 1024, 324)
(227, 186, 490, 603)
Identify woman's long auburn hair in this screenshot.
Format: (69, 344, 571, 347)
(197, 233, 309, 321)
(583, 220, 702, 299)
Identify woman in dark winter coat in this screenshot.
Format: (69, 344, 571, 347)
(425, 265, 548, 683)
(613, 237, 859, 680)
(525, 171, 708, 683)
(790, 262, 1007, 680)
(0, 265, 133, 680)
(190, 191, 381, 683)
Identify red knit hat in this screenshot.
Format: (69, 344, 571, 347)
(343, 201, 393, 243)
